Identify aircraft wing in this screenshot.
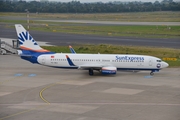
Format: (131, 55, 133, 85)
(78, 64, 103, 70)
(78, 64, 117, 75)
(77, 64, 114, 70)
(66, 54, 114, 71)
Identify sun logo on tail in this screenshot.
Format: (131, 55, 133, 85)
(17, 31, 46, 51)
(18, 31, 38, 46)
(18, 31, 49, 52)
(15, 24, 49, 52)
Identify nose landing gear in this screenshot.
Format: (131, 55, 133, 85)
(150, 69, 159, 76)
(150, 72, 154, 76)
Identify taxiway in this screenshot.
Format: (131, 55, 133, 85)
(0, 55, 180, 120)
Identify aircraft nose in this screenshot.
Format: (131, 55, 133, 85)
(162, 62, 169, 68)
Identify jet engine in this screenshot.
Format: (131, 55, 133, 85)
(101, 67, 117, 74)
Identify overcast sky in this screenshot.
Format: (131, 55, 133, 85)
(50, 0, 180, 2)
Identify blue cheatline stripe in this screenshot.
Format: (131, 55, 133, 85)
(66, 55, 75, 66)
(14, 73, 23, 76)
(28, 74, 37, 77)
(50, 66, 78, 69)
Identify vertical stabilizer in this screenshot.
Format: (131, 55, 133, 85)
(15, 24, 49, 52)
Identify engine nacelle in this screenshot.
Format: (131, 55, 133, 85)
(101, 67, 117, 74)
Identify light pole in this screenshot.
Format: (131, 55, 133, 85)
(25, 9, 29, 32)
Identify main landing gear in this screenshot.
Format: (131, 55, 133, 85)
(89, 68, 94, 76)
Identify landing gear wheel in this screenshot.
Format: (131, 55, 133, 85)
(89, 68, 94, 76)
(150, 72, 154, 76)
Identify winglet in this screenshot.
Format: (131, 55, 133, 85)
(66, 55, 75, 66)
(69, 45, 76, 54)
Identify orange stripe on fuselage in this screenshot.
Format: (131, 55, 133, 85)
(20, 46, 50, 52)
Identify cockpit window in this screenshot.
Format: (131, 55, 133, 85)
(157, 60, 162, 62)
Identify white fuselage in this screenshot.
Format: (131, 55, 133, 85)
(37, 53, 168, 70)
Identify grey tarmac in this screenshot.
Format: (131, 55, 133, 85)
(0, 55, 180, 120)
(39, 20, 180, 26)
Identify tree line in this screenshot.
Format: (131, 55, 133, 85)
(0, 0, 179, 13)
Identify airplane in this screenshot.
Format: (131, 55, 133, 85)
(15, 24, 169, 76)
